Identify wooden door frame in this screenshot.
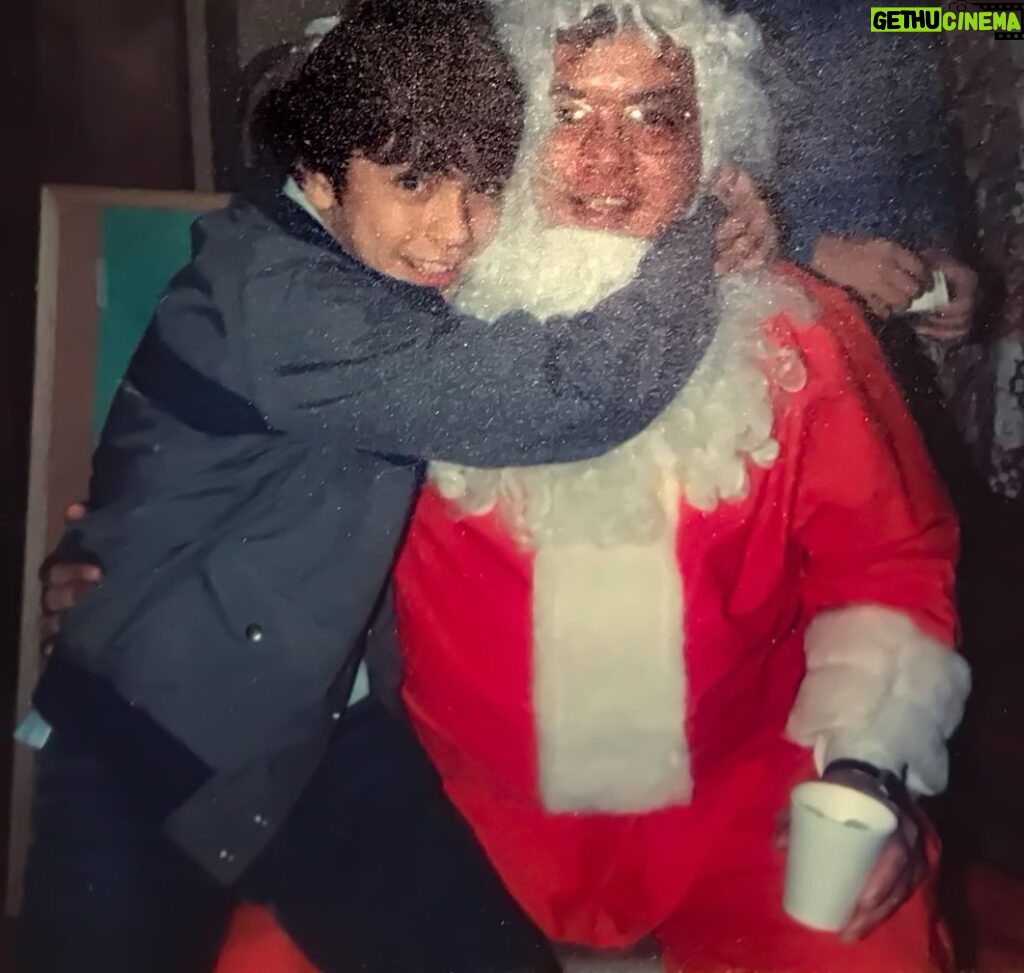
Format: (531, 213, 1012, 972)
(7, 186, 226, 915)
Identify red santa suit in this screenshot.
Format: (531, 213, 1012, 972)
(396, 265, 966, 972)
(214, 266, 967, 973)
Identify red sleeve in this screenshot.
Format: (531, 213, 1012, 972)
(772, 267, 968, 792)
(778, 270, 958, 645)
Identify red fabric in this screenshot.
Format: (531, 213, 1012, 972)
(216, 905, 316, 973)
(213, 268, 959, 973)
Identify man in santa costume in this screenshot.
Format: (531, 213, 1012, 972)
(52, 1, 970, 970)
(390, 2, 969, 971)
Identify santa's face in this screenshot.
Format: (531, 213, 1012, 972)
(534, 28, 702, 240)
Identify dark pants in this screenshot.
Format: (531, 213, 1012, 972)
(16, 699, 557, 973)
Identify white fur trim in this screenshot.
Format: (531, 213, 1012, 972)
(533, 496, 690, 813)
(786, 605, 971, 796)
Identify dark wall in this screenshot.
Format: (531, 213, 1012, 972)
(0, 0, 39, 902)
(0, 0, 39, 752)
(0, 0, 193, 887)
(36, 0, 193, 189)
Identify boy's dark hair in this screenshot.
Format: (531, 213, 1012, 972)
(254, 0, 526, 190)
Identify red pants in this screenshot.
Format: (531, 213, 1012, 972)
(217, 907, 316, 973)
(215, 746, 952, 973)
(216, 883, 948, 973)
(216, 869, 949, 973)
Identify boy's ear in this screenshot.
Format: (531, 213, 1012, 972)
(303, 171, 339, 213)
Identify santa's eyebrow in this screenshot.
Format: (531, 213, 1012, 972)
(550, 82, 692, 106)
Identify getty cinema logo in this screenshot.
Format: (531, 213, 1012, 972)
(871, 1, 1024, 37)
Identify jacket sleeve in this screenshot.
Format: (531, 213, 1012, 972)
(783, 283, 970, 795)
(236, 211, 717, 468)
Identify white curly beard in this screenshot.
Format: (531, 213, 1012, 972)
(452, 194, 649, 322)
(433, 260, 812, 549)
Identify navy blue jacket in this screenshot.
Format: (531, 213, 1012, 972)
(36, 178, 720, 881)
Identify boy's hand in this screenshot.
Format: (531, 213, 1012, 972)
(712, 165, 779, 274)
(40, 502, 101, 655)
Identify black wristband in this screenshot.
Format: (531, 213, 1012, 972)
(823, 758, 914, 815)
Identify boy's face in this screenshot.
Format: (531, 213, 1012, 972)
(308, 158, 503, 293)
(535, 29, 702, 241)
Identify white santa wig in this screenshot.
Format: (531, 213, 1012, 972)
(433, 0, 812, 547)
(493, 0, 774, 186)
(449, 0, 778, 324)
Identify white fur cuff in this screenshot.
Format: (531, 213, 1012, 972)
(786, 605, 971, 795)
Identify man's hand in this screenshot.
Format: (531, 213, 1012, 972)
(822, 764, 927, 942)
(712, 165, 779, 274)
(913, 251, 978, 342)
(40, 502, 100, 654)
(775, 767, 928, 943)
(811, 236, 929, 319)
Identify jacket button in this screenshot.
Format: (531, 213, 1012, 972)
(245, 624, 264, 643)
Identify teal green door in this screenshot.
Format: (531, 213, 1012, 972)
(93, 206, 202, 441)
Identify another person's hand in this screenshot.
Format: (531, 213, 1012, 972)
(712, 165, 779, 274)
(40, 502, 100, 654)
(775, 765, 928, 944)
(913, 251, 978, 341)
(811, 235, 929, 319)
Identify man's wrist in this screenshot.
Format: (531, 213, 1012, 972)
(823, 758, 915, 816)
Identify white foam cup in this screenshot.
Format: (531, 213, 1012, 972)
(783, 780, 898, 932)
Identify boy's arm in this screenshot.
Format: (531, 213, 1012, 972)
(237, 205, 718, 468)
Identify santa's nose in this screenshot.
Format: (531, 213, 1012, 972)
(576, 117, 633, 187)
